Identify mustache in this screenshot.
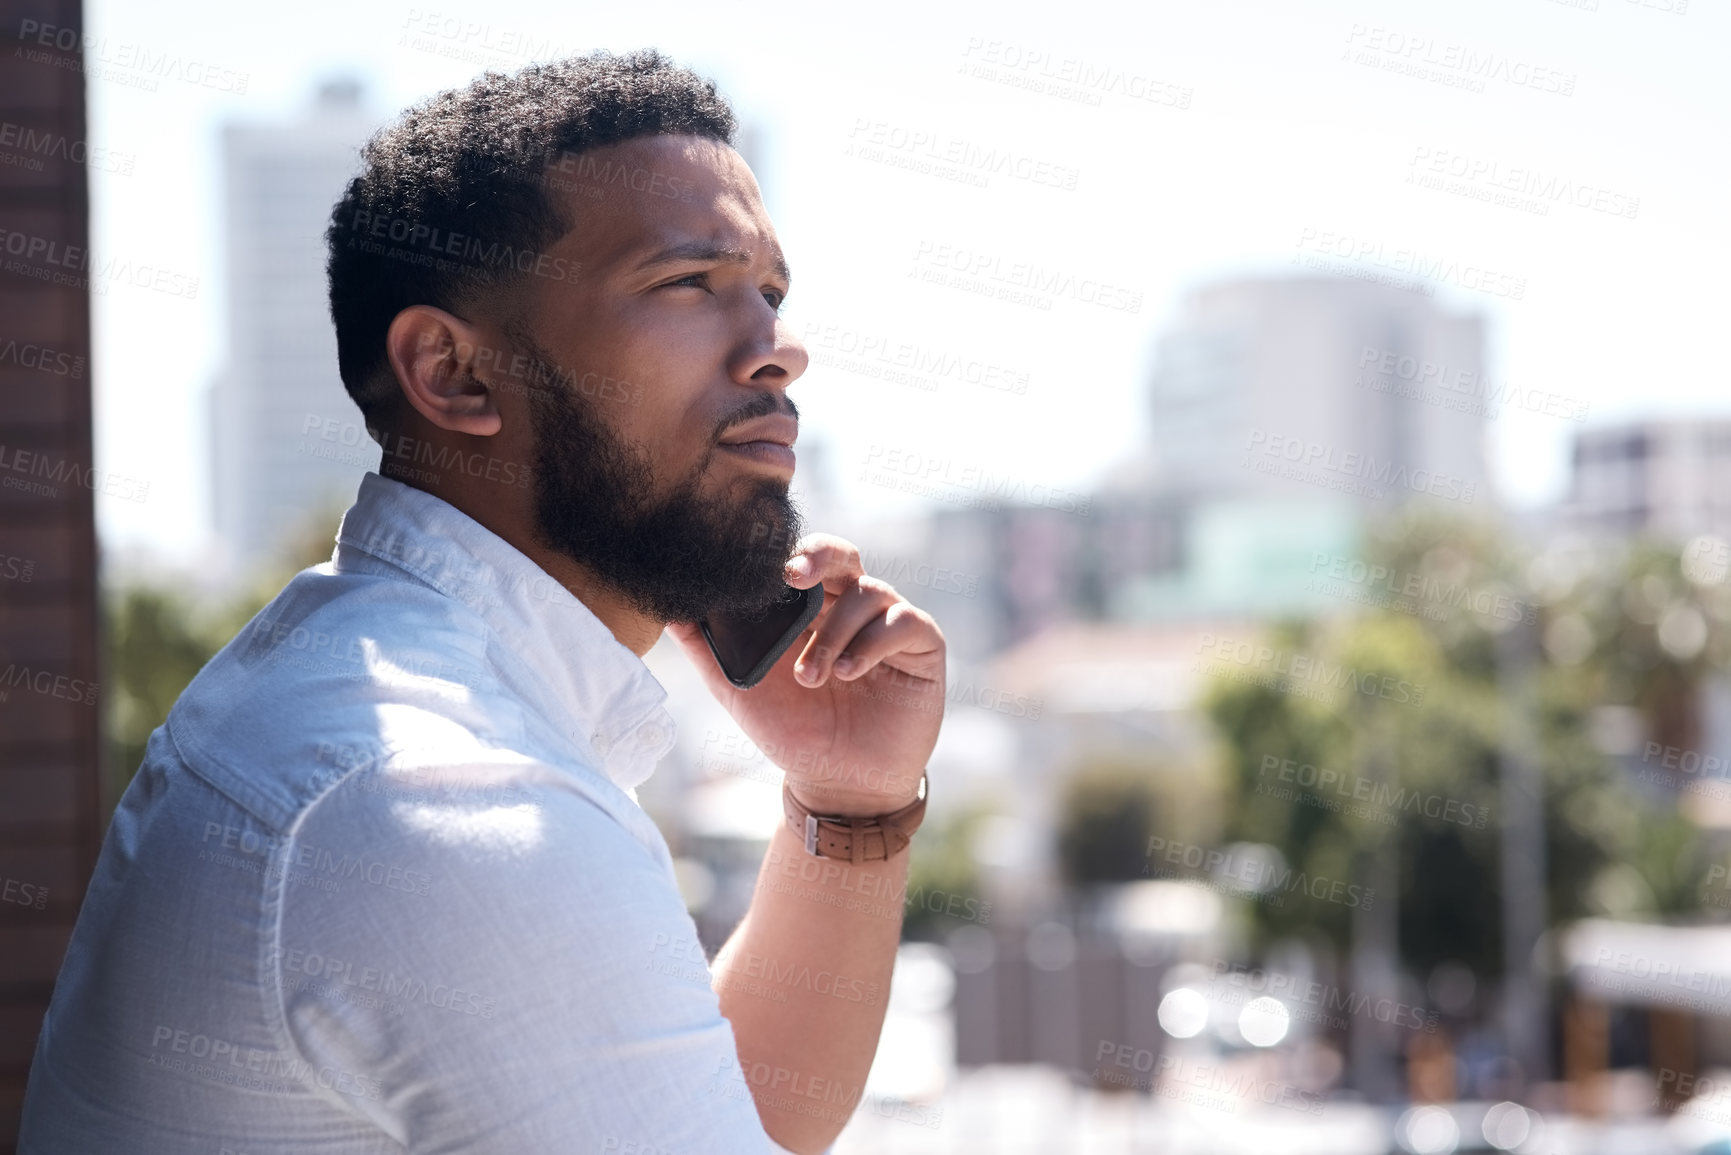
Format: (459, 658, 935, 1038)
(713, 390, 798, 443)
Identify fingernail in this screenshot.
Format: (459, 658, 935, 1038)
(833, 655, 856, 677)
(786, 556, 812, 579)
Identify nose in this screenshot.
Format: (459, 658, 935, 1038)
(730, 310, 808, 392)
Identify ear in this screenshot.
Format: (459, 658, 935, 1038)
(382, 306, 504, 437)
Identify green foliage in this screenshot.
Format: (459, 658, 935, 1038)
(903, 803, 996, 942)
(1202, 509, 1707, 982)
(103, 584, 229, 804)
(1055, 758, 1168, 888)
(101, 501, 347, 807)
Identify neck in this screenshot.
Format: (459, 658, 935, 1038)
(380, 456, 666, 657)
(527, 548, 667, 657)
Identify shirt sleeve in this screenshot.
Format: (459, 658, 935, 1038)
(272, 764, 794, 1155)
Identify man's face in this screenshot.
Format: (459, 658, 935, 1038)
(498, 134, 810, 622)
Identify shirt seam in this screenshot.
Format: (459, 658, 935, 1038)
(258, 754, 418, 1139)
(164, 709, 306, 831)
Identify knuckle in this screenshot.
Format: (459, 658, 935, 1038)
(856, 575, 897, 600)
(886, 600, 926, 626)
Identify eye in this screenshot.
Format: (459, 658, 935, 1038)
(763, 288, 787, 311)
(665, 272, 708, 290)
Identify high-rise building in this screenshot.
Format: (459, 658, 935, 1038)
(1565, 419, 1731, 543)
(913, 276, 1493, 651)
(1144, 275, 1488, 507)
(208, 80, 376, 579)
(1114, 275, 1492, 620)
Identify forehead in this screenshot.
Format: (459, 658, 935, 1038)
(542, 134, 783, 277)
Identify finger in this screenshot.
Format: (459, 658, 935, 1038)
(794, 576, 898, 687)
(784, 533, 863, 590)
(826, 602, 944, 684)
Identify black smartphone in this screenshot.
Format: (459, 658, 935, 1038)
(698, 582, 825, 690)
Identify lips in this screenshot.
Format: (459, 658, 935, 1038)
(717, 440, 796, 471)
(717, 414, 798, 450)
(716, 413, 798, 472)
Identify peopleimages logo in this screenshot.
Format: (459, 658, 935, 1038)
(860, 443, 1091, 515)
(910, 240, 1143, 314)
(148, 1025, 381, 1100)
(16, 19, 251, 94)
(1257, 754, 1489, 829)
(1209, 961, 1440, 1033)
(957, 38, 1194, 110)
(0, 444, 150, 503)
(1243, 428, 1478, 504)
(1407, 146, 1639, 220)
(0, 227, 199, 299)
(0, 664, 98, 706)
(1293, 227, 1526, 301)
(1306, 551, 1536, 626)
(1195, 632, 1427, 708)
(0, 120, 136, 175)
(1, 874, 48, 910)
(1092, 1041, 1325, 1115)
(270, 946, 498, 1019)
(0, 337, 85, 378)
(340, 210, 582, 284)
(1356, 345, 1588, 423)
(845, 118, 1081, 191)
(1144, 834, 1376, 909)
(1341, 23, 1577, 96)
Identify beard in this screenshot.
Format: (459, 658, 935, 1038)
(516, 335, 804, 624)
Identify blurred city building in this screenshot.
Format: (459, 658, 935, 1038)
(1138, 276, 1488, 507)
(1564, 418, 1731, 544)
(206, 79, 376, 580)
(917, 276, 1492, 663)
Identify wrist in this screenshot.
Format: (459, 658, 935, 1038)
(784, 773, 923, 818)
(783, 773, 928, 862)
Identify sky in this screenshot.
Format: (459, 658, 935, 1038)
(79, 0, 1731, 564)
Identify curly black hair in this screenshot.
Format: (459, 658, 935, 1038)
(326, 49, 736, 427)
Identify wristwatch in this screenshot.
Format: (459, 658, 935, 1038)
(782, 774, 928, 864)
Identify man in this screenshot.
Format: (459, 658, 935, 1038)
(19, 51, 944, 1154)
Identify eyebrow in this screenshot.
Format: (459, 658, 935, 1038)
(633, 240, 791, 286)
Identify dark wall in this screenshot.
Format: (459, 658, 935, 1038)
(0, 1, 103, 1150)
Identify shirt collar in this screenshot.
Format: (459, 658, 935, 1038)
(331, 471, 676, 793)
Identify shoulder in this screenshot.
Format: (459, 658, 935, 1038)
(228, 565, 494, 687)
(279, 759, 692, 994)
(165, 566, 528, 826)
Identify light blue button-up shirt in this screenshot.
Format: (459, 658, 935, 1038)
(20, 471, 800, 1154)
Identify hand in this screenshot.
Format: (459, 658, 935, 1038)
(667, 534, 945, 816)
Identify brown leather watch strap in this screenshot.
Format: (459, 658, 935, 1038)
(782, 775, 928, 864)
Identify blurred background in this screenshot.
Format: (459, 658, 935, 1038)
(2, 0, 1729, 1151)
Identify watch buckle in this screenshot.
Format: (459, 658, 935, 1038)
(804, 814, 819, 856)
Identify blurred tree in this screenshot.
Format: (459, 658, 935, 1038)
(1534, 536, 1731, 915)
(902, 803, 996, 942)
(1055, 758, 1167, 888)
(102, 498, 348, 808)
(103, 583, 224, 805)
(1202, 509, 1708, 988)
